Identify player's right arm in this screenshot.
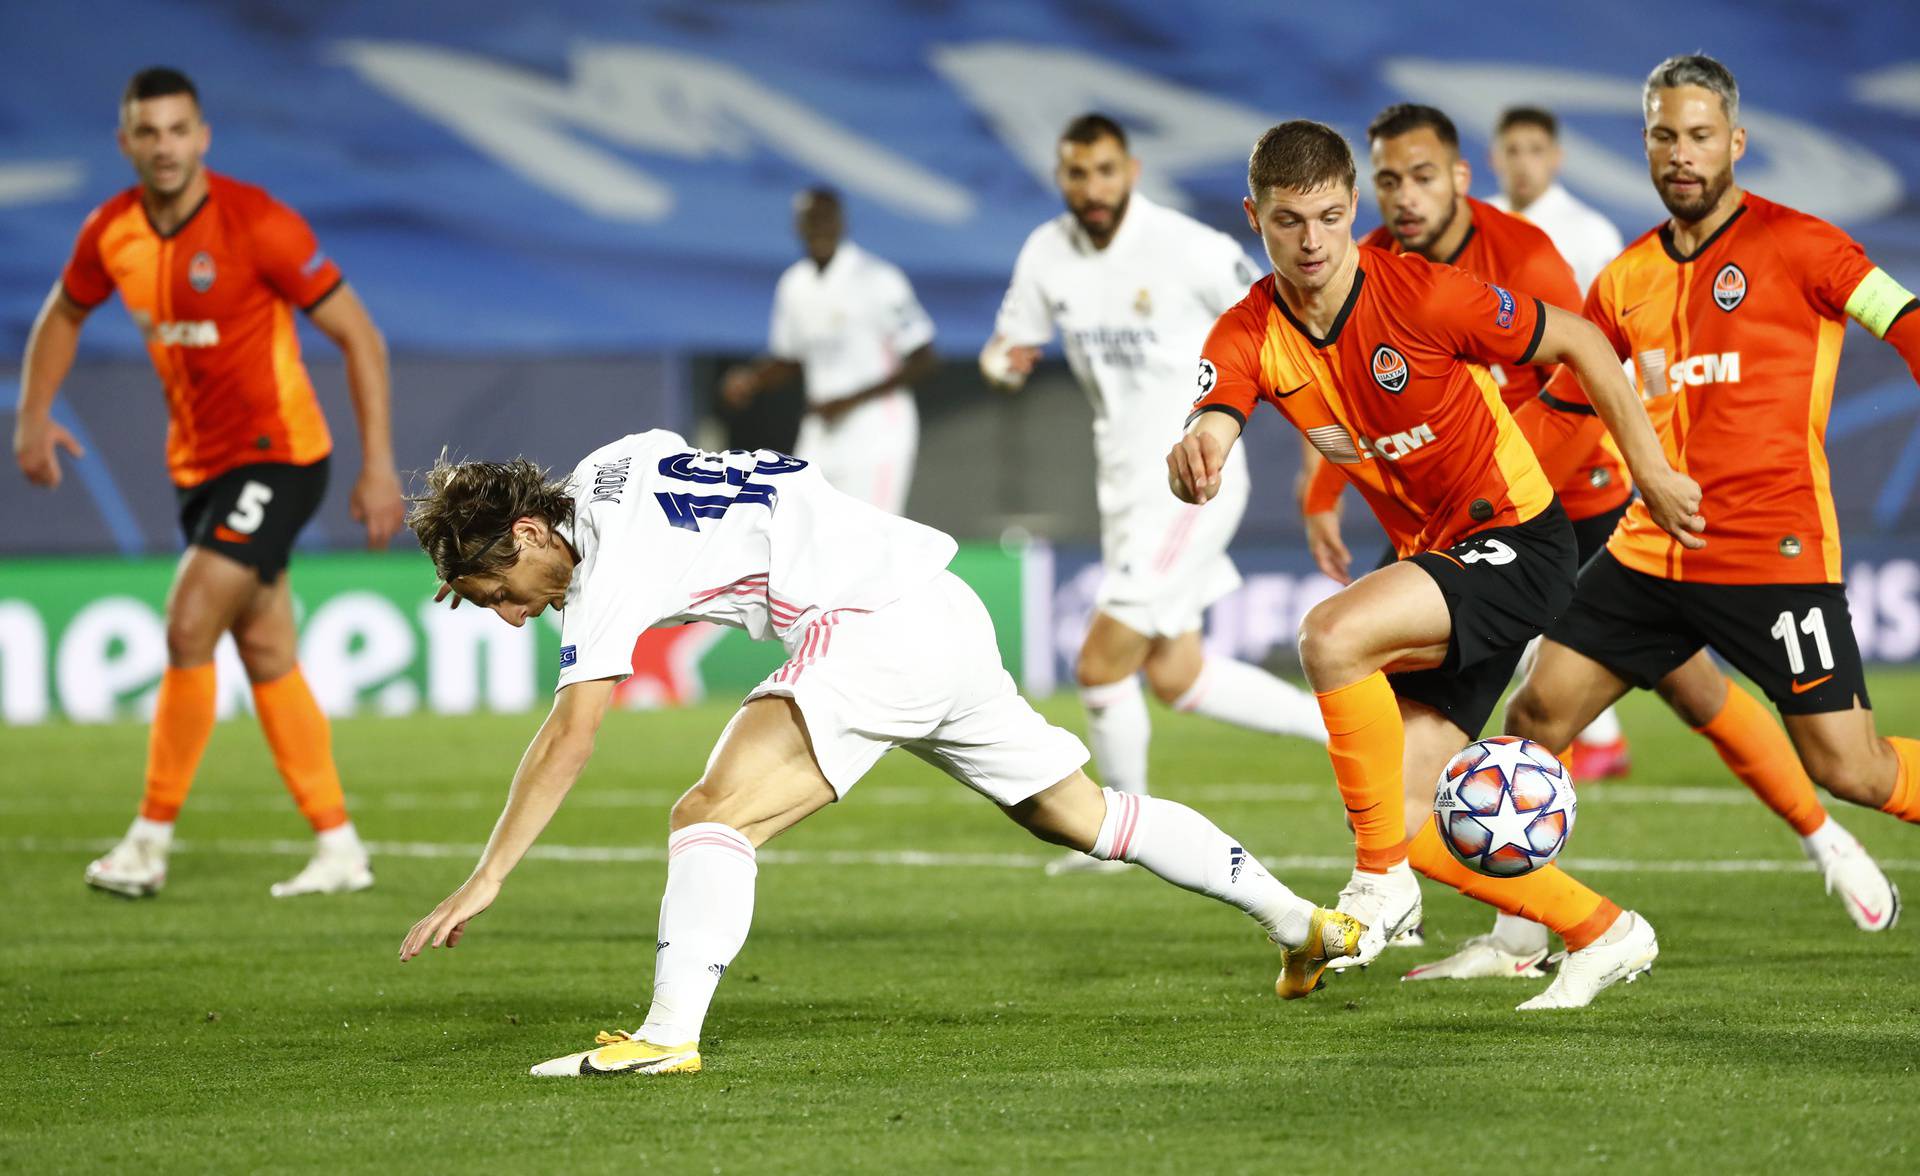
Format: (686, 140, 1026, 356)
(13, 283, 92, 489)
(722, 272, 804, 409)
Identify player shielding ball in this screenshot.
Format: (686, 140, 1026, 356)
(1505, 56, 1920, 919)
(1171, 120, 1702, 1009)
(13, 67, 403, 898)
(399, 430, 1364, 1078)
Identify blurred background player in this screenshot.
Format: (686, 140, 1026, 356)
(722, 186, 935, 515)
(397, 431, 1364, 1077)
(1498, 54, 1920, 962)
(1175, 119, 1706, 1009)
(980, 115, 1326, 873)
(12, 67, 404, 898)
(1486, 106, 1625, 295)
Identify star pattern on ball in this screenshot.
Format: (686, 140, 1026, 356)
(1473, 785, 1544, 859)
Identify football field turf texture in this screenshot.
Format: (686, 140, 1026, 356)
(6, 676, 1919, 1172)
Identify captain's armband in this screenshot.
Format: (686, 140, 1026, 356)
(1844, 267, 1919, 339)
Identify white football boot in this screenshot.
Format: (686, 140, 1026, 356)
(1386, 923, 1426, 949)
(1328, 863, 1422, 970)
(1402, 933, 1552, 981)
(1805, 823, 1900, 932)
(1044, 851, 1131, 876)
(1517, 910, 1657, 1011)
(83, 835, 169, 898)
(270, 845, 374, 897)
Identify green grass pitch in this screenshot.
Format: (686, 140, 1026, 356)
(5, 676, 1919, 1172)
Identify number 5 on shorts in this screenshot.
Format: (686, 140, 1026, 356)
(1769, 607, 1834, 676)
(226, 480, 274, 535)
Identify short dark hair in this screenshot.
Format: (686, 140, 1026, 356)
(1247, 120, 1355, 200)
(1061, 113, 1128, 153)
(122, 67, 198, 110)
(1366, 103, 1459, 151)
(1644, 52, 1740, 124)
(1496, 106, 1559, 139)
(796, 184, 842, 211)
(408, 454, 576, 583)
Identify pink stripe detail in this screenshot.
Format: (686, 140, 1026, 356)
(689, 574, 768, 606)
(1117, 794, 1142, 860)
(670, 833, 755, 862)
(1153, 507, 1202, 574)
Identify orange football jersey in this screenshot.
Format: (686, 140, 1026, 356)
(62, 171, 340, 488)
(1363, 196, 1628, 519)
(1571, 194, 1880, 584)
(1194, 246, 1555, 557)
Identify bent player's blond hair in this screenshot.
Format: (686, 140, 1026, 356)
(408, 453, 574, 583)
(1644, 53, 1739, 125)
(1247, 120, 1356, 202)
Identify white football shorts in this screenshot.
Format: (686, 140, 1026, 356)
(1094, 456, 1249, 639)
(793, 389, 918, 516)
(745, 571, 1089, 804)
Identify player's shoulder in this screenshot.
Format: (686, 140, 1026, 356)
(1359, 224, 1396, 251)
(1470, 196, 1560, 258)
(843, 240, 909, 284)
(207, 171, 297, 219)
(1209, 274, 1275, 337)
(573, 429, 685, 477)
(74, 186, 143, 236)
(1592, 224, 1668, 286)
(1015, 212, 1080, 263)
(1743, 192, 1853, 250)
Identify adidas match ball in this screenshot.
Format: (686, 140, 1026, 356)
(1432, 736, 1575, 877)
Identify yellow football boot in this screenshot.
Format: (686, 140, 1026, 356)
(1276, 908, 1367, 1000)
(529, 1030, 702, 1077)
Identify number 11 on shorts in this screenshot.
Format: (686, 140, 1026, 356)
(1770, 606, 1834, 676)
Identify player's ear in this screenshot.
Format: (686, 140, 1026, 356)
(1454, 157, 1472, 194)
(1242, 195, 1260, 234)
(1128, 155, 1142, 186)
(1729, 124, 1746, 165)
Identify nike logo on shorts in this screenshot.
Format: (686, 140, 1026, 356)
(1790, 674, 1833, 694)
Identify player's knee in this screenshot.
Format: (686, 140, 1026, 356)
(1503, 684, 1572, 750)
(1075, 643, 1130, 689)
(232, 625, 294, 683)
(669, 783, 727, 831)
(1006, 773, 1101, 851)
(1296, 600, 1361, 685)
(1140, 652, 1198, 706)
(162, 611, 222, 666)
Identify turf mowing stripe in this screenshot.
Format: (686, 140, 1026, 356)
(13, 835, 1920, 874)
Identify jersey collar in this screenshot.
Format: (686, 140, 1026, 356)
(1659, 198, 1749, 264)
(1271, 267, 1366, 350)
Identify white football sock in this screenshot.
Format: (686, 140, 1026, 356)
(1800, 814, 1854, 863)
(1080, 676, 1150, 795)
(1090, 787, 1315, 947)
(1491, 911, 1551, 953)
(129, 816, 174, 849)
(637, 822, 758, 1046)
(1173, 657, 1328, 743)
(316, 821, 365, 857)
(1575, 706, 1623, 745)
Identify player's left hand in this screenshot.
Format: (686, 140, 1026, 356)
(1304, 510, 1353, 584)
(399, 875, 501, 962)
(352, 466, 405, 549)
(810, 397, 856, 425)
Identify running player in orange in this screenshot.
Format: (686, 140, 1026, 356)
(1169, 119, 1702, 1009)
(11, 67, 404, 898)
(1347, 106, 1896, 979)
(1506, 55, 1920, 939)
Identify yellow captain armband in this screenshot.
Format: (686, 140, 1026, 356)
(1845, 267, 1918, 339)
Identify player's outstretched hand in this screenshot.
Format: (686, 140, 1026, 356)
(399, 876, 501, 962)
(1304, 510, 1353, 584)
(352, 466, 405, 549)
(1167, 430, 1226, 504)
(719, 365, 758, 410)
(12, 415, 85, 489)
(1642, 467, 1706, 550)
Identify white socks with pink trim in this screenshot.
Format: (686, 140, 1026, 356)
(637, 822, 758, 1045)
(1173, 656, 1327, 743)
(1080, 676, 1151, 795)
(1088, 787, 1315, 947)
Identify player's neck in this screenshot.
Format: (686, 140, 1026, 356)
(1505, 184, 1546, 216)
(1667, 184, 1746, 256)
(1415, 199, 1473, 264)
(1274, 247, 1360, 336)
(140, 168, 209, 236)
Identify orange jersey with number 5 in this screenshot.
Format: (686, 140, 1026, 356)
(1193, 246, 1555, 557)
(61, 171, 340, 488)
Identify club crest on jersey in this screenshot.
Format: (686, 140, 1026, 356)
(1713, 263, 1747, 312)
(1371, 345, 1409, 393)
(1134, 288, 1153, 317)
(188, 251, 216, 293)
(1195, 358, 1218, 402)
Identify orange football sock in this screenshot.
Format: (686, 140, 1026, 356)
(1694, 684, 1827, 836)
(253, 666, 348, 832)
(1880, 737, 1920, 824)
(141, 663, 218, 822)
(1409, 822, 1621, 951)
(1316, 672, 1407, 871)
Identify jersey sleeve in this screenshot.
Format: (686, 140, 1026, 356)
(992, 234, 1055, 347)
(1196, 229, 1265, 317)
(1780, 214, 1879, 322)
(555, 514, 677, 691)
(1188, 304, 1266, 428)
(249, 195, 343, 311)
(877, 264, 936, 355)
(1580, 267, 1631, 362)
(59, 206, 115, 309)
(1415, 263, 1547, 369)
(1516, 239, 1583, 315)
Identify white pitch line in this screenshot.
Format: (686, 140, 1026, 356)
(9, 835, 1919, 875)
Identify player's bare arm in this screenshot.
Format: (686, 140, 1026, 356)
(978, 332, 1043, 391)
(12, 283, 92, 489)
(720, 357, 802, 410)
(308, 283, 403, 548)
(399, 677, 617, 962)
(1168, 409, 1239, 504)
(813, 342, 936, 423)
(1530, 304, 1705, 549)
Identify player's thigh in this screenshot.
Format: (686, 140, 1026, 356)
(675, 696, 837, 845)
(229, 573, 300, 683)
(1141, 630, 1205, 703)
(1504, 639, 1631, 751)
(162, 545, 265, 664)
(1782, 706, 1898, 806)
(1297, 560, 1452, 689)
(1077, 609, 1153, 686)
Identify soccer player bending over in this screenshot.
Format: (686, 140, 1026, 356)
(399, 431, 1358, 1077)
(1171, 120, 1700, 1009)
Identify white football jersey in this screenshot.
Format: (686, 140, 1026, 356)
(1488, 182, 1625, 295)
(769, 240, 936, 404)
(554, 430, 957, 690)
(993, 194, 1260, 516)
